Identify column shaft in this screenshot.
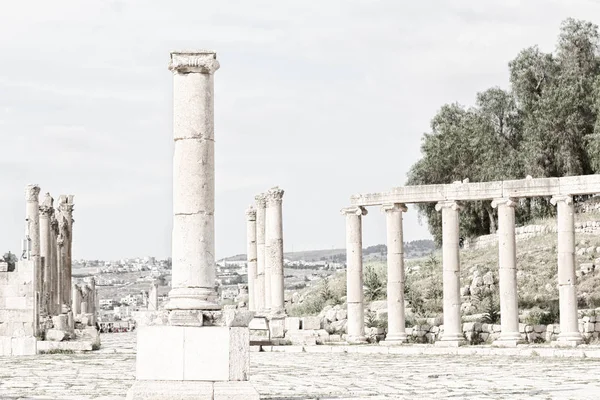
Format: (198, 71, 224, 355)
(493, 198, 520, 345)
(435, 201, 464, 345)
(50, 218, 59, 315)
(383, 203, 407, 343)
(39, 194, 53, 315)
(166, 52, 220, 312)
(246, 206, 257, 311)
(266, 187, 285, 315)
(255, 195, 268, 312)
(25, 185, 41, 336)
(72, 284, 81, 315)
(552, 195, 583, 345)
(342, 206, 367, 344)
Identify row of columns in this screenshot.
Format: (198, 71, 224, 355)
(24, 185, 75, 323)
(72, 278, 97, 325)
(246, 187, 285, 315)
(342, 195, 583, 346)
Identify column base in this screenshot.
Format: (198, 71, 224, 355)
(493, 332, 524, 347)
(554, 332, 584, 347)
(126, 380, 260, 400)
(435, 334, 466, 347)
(346, 335, 368, 344)
(380, 333, 407, 346)
(165, 288, 220, 311)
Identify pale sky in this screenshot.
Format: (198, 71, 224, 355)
(1, 0, 599, 260)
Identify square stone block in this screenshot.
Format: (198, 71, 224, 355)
(214, 381, 260, 400)
(269, 317, 285, 339)
(126, 380, 259, 400)
(136, 325, 249, 381)
(301, 316, 321, 330)
(0, 336, 12, 356)
(285, 317, 301, 331)
(11, 336, 37, 356)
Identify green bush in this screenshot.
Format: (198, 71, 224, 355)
(364, 265, 386, 302)
(524, 306, 559, 326)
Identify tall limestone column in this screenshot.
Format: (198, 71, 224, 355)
(255, 194, 267, 312)
(25, 184, 41, 335)
(72, 283, 81, 315)
(266, 187, 285, 315)
(88, 277, 97, 325)
(492, 198, 521, 346)
(57, 214, 70, 313)
(39, 193, 54, 315)
(342, 206, 368, 344)
(56, 226, 66, 313)
(435, 201, 465, 347)
(551, 195, 583, 346)
(128, 50, 259, 400)
(58, 195, 74, 309)
(382, 203, 408, 345)
(50, 216, 59, 315)
(148, 281, 159, 311)
(245, 206, 257, 311)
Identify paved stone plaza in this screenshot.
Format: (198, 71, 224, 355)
(1, 333, 600, 399)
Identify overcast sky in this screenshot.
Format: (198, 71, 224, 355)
(1, 0, 599, 261)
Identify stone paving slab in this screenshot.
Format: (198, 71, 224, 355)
(0, 332, 599, 399)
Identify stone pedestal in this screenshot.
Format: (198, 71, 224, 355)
(268, 315, 285, 339)
(492, 198, 522, 347)
(435, 201, 466, 347)
(341, 206, 368, 344)
(382, 203, 408, 345)
(551, 195, 583, 346)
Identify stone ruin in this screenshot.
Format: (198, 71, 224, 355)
(0, 186, 99, 356)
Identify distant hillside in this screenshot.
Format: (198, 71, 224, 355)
(220, 240, 436, 263)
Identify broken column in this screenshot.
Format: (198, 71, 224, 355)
(72, 283, 81, 315)
(148, 282, 159, 311)
(551, 195, 583, 346)
(255, 194, 267, 312)
(492, 198, 521, 347)
(341, 206, 368, 344)
(246, 206, 257, 311)
(39, 193, 54, 315)
(382, 203, 408, 345)
(266, 187, 285, 315)
(25, 184, 41, 335)
(435, 201, 465, 347)
(127, 50, 258, 400)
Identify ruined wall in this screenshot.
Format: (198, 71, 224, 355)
(0, 260, 37, 355)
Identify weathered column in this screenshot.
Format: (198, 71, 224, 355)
(492, 198, 521, 346)
(58, 195, 74, 309)
(266, 187, 285, 315)
(39, 193, 54, 315)
(128, 50, 259, 400)
(148, 282, 159, 311)
(341, 206, 368, 344)
(435, 201, 465, 347)
(25, 185, 41, 336)
(382, 203, 408, 345)
(89, 277, 96, 325)
(245, 206, 257, 311)
(50, 216, 59, 315)
(551, 195, 583, 346)
(165, 52, 220, 314)
(57, 227, 66, 313)
(57, 215, 70, 313)
(72, 283, 81, 315)
(255, 194, 268, 312)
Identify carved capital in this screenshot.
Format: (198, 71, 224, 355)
(381, 203, 408, 213)
(255, 193, 267, 209)
(266, 186, 284, 206)
(169, 51, 220, 74)
(551, 195, 573, 206)
(39, 193, 55, 217)
(25, 184, 40, 202)
(340, 206, 368, 217)
(58, 194, 75, 215)
(57, 234, 65, 247)
(245, 205, 256, 221)
(491, 198, 517, 209)
(435, 200, 462, 212)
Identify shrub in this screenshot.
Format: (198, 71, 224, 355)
(524, 306, 559, 325)
(364, 265, 386, 302)
(479, 295, 500, 324)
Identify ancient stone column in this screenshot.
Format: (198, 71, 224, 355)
(148, 282, 159, 311)
(492, 198, 521, 346)
(255, 194, 267, 312)
(72, 283, 81, 315)
(551, 195, 583, 346)
(57, 227, 66, 313)
(25, 184, 41, 336)
(382, 203, 408, 344)
(245, 206, 257, 311)
(57, 214, 70, 313)
(39, 193, 54, 315)
(435, 201, 465, 346)
(164, 51, 221, 316)
(58, 195, 74, 309)
(266, 187, 285, 315)
(89, 277, 97, 325)
(341, 206, 368, 344)
(50, 216, 59, 315)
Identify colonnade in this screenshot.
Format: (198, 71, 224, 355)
(246, 187, 285, 315)
(24, 185, 75, 324)
(71, 278, 97, 325)
(342, 195, 583, 346)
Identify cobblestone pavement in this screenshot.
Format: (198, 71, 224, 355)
(1, 332, 600, 399)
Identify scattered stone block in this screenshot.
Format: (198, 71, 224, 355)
(52, 315, 68, 331)
(533, 325, 546, 333)
(525, 325, 534, 333)
(301, 316, 321, 330)
(269, 317, 285, 339)
(45, 329, 66, 342)
(0, 262, 7, 272)
(285, 317, 301, 332)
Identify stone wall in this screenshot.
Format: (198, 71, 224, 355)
(464, 220, 600, 250)
(0, 260, 37, 355)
